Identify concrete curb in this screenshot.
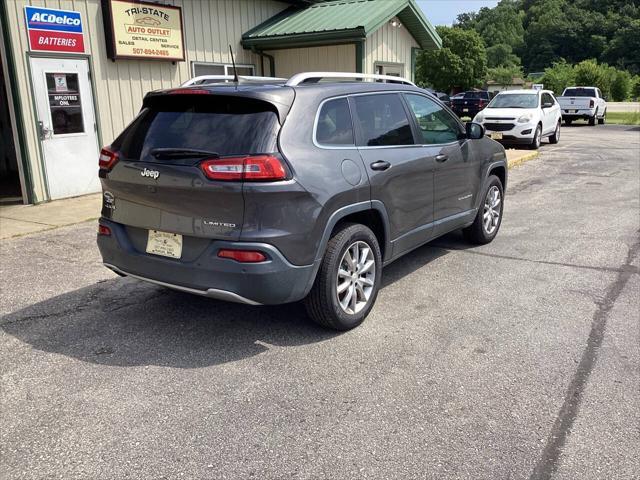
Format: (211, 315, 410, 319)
(507, 150, 539, 169)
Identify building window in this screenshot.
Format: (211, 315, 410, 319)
(192, 62, 255, 78)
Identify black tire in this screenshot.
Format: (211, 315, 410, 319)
(564, 118, 572, 126)
(530, 124, 542, 150)
(549, 120, 561, 144)
(598, 110, 606, 125)
(589, 111, 596, 126)
(304, 223, 382, 330)
(463, 175, 504, 245)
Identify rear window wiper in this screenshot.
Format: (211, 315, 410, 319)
(150, 148, 220, 159)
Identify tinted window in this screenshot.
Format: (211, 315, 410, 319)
(405, 94, 461, 144)
(316, 98, 354, 145)
(113, 95, 279, 160)
(563, 88, 596, 97)
(463, 91, 489, 99)
(352, 94, 414, 146)
(542, 93, 554, 105)
(488, 93, 538, 109)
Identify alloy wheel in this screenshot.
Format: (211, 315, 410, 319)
(336, 241, 376, 314)
(483, 186, 501, 235)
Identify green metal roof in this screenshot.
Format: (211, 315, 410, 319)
(242, 0, 441, 50)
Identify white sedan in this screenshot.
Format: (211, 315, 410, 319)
(473, 89, 562, 149)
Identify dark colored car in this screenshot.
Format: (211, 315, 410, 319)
(451, 91, 492, 119)
(97, 74, 507, 330)
(424, 88, 451, 108)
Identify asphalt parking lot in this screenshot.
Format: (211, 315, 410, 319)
(1, 124, 638, 479)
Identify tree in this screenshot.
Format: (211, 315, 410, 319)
(486, 44, 521, 68)
(610, 70, 631, 101)
(540, 60, 575, 95)
(453, 0, 640, 79)
(631, 77, 640, 100)
(487, 66, 524, 85)
(574, 59, 611, 97)
(456, 0, 524, 69)
(604, 19, 640, 74)
(416, 27, 487, 92)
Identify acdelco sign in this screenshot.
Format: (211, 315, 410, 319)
(25, 6, 85, 53)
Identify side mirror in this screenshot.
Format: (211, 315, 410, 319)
(542, 102, 553, 109)
(466, 122, 485, 140)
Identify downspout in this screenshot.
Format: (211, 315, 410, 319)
(251, 47, 275, 77)
(355, 40, 364, 73)
(263, 51, 276, 77)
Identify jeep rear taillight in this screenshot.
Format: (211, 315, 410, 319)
(589, 99, 595, 108)
(218, 249, 267, 263)
(200, 155, 286, 182)
(99, 147, 119, 171)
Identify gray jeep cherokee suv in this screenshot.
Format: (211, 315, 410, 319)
(97, 73, 507, 330)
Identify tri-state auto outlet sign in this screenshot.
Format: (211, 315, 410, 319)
(101, 0, 185, 61)
(24, 6, 85, 54)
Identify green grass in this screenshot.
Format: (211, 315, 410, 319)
(606, 111, 640, 125)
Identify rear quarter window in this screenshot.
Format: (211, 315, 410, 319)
(112, 95, 280, 160)
(315, 97, 354, 146)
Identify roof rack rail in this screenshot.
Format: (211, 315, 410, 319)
(181, 75, 287, 86)
(285, 72, 416, 87)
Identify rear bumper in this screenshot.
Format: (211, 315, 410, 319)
(562, 109, 596, 119)
(97, 218, 317, 305)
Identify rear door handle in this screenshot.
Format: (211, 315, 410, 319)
(370, 160, 391, 171)
(435, 154, 448, 163)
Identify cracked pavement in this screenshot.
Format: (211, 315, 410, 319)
(1, 124, 639, 479)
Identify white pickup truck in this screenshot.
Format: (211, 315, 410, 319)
(557, 87, 607, 126)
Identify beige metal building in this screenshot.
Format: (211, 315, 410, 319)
(0, 0, 440, 204)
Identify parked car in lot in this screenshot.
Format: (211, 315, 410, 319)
(423, 88, 451, 108)
(451, 91, 492, 118)
(473, 89, 562, 149)
(97, 72, 507, 331)
(557, 86, 607, 125)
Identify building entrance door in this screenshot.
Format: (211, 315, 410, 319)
(29, 56, 100, 200)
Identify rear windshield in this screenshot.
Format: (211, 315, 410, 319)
(562, 88, 596, 97)
(113, 95, 280, 160)
(463, 92, 488, 99)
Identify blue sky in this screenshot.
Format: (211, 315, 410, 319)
(416, 0, 499, 26)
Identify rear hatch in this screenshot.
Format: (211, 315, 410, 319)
(100, 91, 289, 242)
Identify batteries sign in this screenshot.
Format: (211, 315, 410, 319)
(25, 6, 85, 54)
